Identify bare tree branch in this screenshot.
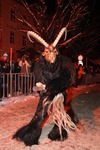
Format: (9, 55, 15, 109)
(59, 33, 82, 47)
(14, 0, 99, 59)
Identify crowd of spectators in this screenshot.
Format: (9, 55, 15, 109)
(0, 53, 100, 101)
(0, 53, 10, 101)
(74, 62, 100, 87)
(0, 53, 35, 101)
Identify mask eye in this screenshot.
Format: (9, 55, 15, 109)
(42, 49, 50, 56)
(53, 49, 58, 54)
(45, 50, 49, 54)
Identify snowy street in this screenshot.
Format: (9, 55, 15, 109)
(0, 84, 100, 150)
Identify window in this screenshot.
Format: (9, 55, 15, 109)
(11, 9, 16, 22)
(10, 31, 15, 44)
(22, 35, 26, 46)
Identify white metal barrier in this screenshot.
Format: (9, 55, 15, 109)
(0, 73, 35, 99)
(1, 72, 99, 99)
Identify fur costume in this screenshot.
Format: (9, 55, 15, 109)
(13, 27, 78, 146)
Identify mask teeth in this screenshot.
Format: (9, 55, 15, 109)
(52, 27, 67, 47)
(27, 31, 49, 47)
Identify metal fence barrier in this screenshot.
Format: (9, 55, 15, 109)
(85, 73, 100, 85)
(0, 72, 100, 99)
(0, 73, 35, 99)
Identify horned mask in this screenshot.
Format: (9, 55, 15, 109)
(27, 27, 67, 63)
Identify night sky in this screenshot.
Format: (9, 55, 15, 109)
(24, 0, 100, 61)
(26, 0, 99, 23)
(27, 0, 99, 11)
(26, 0, 56, 13)
(26, 0, 99, 19)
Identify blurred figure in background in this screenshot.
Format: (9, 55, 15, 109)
(0, 53, 10, 100)
(77, 64, 85, 85)
(14, 58, 21, 73)
(13, 58, 21, 95)
(19, 54, 31, 74)
(19, 54, 31, 94)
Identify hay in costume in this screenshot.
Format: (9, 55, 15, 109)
(13, 27, 79, 146)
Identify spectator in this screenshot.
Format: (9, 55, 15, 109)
(14, 58, 21, 73)
(0, 53, 10, 100)
(13, 58, 21, 94)
(77, 64, 85, 85)
(19, 54, 31, 94)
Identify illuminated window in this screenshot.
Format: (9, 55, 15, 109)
(10, 31, 15, 44)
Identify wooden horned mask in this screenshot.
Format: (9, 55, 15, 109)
(27, 27, 67, 63)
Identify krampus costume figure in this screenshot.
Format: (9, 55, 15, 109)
(13, 27, 78, 146)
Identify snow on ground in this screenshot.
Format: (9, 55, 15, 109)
(0, 84, 100, 150)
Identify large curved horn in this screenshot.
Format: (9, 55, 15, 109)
(52, 27, 67, 47)
(27, 31, 49, 47)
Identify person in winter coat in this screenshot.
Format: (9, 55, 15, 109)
(19, 54, 31, 94)
(13, 58, 21, 94)
(0, 53, 10, 99)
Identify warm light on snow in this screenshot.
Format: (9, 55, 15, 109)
(0, 84, 100, 150)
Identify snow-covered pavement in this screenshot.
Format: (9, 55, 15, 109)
(0, 84, 100, 150)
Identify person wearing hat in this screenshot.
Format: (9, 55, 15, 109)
(0, 53, 10, 100)
(0, 53, 10, 73)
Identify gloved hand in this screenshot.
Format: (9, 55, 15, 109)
(33, 82, 46, 92)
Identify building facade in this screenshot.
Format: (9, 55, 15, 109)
(0, 0, 32, 59)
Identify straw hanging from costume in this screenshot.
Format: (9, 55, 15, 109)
(43, 93, 77, 140)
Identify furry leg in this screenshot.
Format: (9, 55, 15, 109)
(48, 108, 78, 142)
(67, 107, 79, 124)
(12, 117, 42, 146)
(47, 93, 77, 141)
(13, 93, 48, 146)
(48, 124, 68, 141)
